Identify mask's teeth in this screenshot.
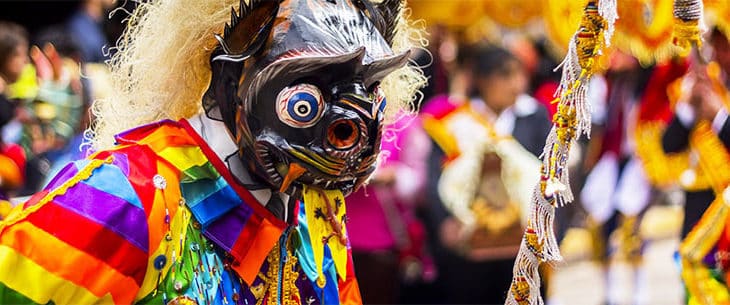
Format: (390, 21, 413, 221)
(279, 163, 307, 193)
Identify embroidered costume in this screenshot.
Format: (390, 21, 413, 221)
(0, 119, 359, 304)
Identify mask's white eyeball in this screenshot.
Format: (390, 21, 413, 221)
(276, 84, 325, 128)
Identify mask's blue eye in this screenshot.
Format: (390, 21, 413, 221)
(277, 84, 324, 128)
(288, 93, 318, 121)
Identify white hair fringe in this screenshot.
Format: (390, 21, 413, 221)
(88, 0, 426, 150)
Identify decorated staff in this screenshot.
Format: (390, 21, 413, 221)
(506, 0, 618, 305)
(507, 0, 708, 304)
(506, 1, 618, 304)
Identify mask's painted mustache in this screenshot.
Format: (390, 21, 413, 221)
(277, 146, 378, 190)
(338, 96, 374, 121)
(286, 146, 344, 176)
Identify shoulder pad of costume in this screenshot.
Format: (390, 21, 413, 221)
(113, 119, 185, 145)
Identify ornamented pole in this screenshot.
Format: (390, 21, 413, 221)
(505, 1, 617, 304)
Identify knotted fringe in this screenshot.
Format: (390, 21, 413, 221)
(505, 1, 617, 304)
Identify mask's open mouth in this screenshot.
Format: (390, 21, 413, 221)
(256, 142, 369, 195)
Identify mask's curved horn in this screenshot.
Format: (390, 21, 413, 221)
(214, 0, 281, 62)
(357, 0, 403, 46)
(203, 0, 281, 135)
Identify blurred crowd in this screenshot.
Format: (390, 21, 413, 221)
(0, 1, 729, 305)
(0, 0, 118, 214)
(345, 23, 730, 305)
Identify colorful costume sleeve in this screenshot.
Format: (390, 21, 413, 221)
(0, 154, 151, 304)
(0, 118, 360, 305)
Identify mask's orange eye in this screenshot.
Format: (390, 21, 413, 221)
(327, 119, 359, 150)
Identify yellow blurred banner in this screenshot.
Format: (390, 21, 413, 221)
(409, 0, 726, 63)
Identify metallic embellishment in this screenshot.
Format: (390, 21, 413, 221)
(154, 174, 168, 190)
(154, 255, 168, 270)
(167, 295, 199, 305)
(251, 231, 302, 305)
(174, 281, 184, 292)
(316, 276, 326, 289)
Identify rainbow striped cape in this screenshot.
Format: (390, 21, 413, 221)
(0, 119, 361, 304)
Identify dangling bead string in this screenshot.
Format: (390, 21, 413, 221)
(599, 0, 618, 47)
(505, 1, 617, 304)
(507, 0, 707, 303)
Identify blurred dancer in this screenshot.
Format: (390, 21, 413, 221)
(665, 28, 730, 304)
(579, 50, 656, 305)
(580, 50, 652, 256)
(664, 28, 730, 239)
(422, 45, 550, 304)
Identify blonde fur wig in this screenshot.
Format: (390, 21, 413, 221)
(90, 0, 426, 150)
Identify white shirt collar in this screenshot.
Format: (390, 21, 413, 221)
(470, 94, 538, 136)
(187, 114, 291, 219)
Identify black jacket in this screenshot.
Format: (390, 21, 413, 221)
(662, 116, 730, 238)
